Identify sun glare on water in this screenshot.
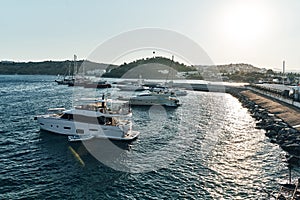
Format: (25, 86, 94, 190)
(220, 2, 273, 46)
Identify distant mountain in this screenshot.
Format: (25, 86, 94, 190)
(0, 60, 117, 75)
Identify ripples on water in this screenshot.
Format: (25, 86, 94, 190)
(0, 75, 296, 199)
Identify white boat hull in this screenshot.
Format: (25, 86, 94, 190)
(129, 99, 179, 107)
(129, 96, 180, 107)
(118, 85, 148, 91)
(37, 116, 139, 141)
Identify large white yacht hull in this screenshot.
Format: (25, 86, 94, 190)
(129, 96, 180, 107)
(129, 99, 179, 107)
(37, 115, 139, 141)
(118, 85, 148, 91)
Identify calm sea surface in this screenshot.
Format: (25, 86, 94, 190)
(0, 75, 298, 199)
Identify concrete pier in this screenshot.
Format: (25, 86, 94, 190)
(241, 90, 300, 131)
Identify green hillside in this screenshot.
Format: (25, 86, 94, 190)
(102, 57, 197, 78)
(0, 60, 116, 75)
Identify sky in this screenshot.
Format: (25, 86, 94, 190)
(1, 0, 299, 71)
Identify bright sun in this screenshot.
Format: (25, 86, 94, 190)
(220, 2, 271, 45)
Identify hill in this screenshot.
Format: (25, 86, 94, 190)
(0, 57, 274, 83)
(102, 56, 197, 79)
(0, 60, 117, 75)
(188, 63, 267, 81)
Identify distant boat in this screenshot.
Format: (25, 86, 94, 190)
(150, 85, 187, 96)
(55, 55, 76, 85)
(117, 75, 148, 91)
(55, 68, 75, 85)
(55, 77, 74, 85)
(118, 83, 149, 91)
(120, 91, 180, 107)
(83, 81, 112, 89)
(67, 75, 91, 87)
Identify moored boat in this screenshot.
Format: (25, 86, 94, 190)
(150, 86, 187, 96)
(118, 83, 149, 91)
(35, 98, 139, 141)
(55, 77, 75, 85)
(83, 81, 112, 88)
(55, 55, 77, 85)
(120, 91, 180, 107)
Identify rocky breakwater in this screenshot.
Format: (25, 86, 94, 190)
(227, 87, 300, 166)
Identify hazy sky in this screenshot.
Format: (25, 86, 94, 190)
(1, 0, 299, 71)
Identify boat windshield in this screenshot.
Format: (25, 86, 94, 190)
(138, 93, 152, 97)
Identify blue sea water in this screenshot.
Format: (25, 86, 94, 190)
(0, 75, 296, 199)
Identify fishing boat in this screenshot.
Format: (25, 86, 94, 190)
(35, 97, 139, 141)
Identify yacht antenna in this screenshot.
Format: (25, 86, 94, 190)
(282, 60, 285, 85)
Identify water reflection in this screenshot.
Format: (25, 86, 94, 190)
(204, 94, 287, 198)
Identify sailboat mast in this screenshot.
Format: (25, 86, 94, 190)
(166, 55, 174, 87)
(82, 59, 85, 76)
(68, 62, 71, 77)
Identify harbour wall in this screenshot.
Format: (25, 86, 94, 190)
(226, 86, 300, 166)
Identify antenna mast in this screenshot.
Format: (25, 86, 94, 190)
(283, 60, 285, 85)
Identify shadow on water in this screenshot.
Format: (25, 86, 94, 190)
(38, 130, 133, 168)
(24, 130, 133, 199)
(131, 105, 178, 112)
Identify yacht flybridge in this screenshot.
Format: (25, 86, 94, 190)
(35, 98, 140, 141)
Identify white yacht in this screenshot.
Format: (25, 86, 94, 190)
(151, 86, 187, 96)
(172, 88, 187, 96)
(118, 84, 149, 91)
(123, 91, 180, 107)
(117, 75, 149, 91)
(35, 99, 140, 141)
